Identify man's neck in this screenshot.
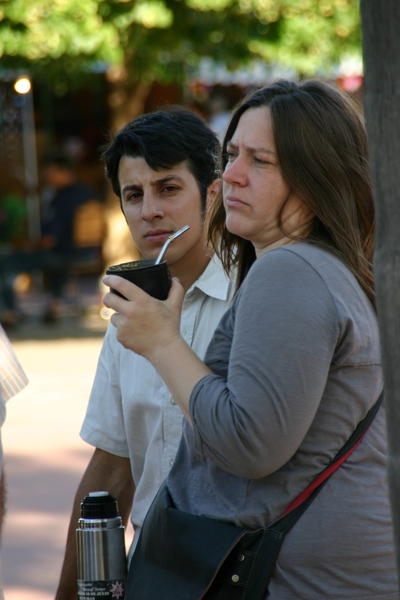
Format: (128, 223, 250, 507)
(169, 253, 212, 293)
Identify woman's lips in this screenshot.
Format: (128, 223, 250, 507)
(225, 195, 248, 209)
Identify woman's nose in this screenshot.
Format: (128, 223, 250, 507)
(223, 157, 247, 186)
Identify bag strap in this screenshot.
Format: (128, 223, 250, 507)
(270, 389, 384, 535)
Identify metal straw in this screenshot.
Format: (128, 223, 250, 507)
(155, 225, 190, 264)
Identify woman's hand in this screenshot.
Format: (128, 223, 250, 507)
(102, 275, 185, 362)
(102, 273, 212, 425)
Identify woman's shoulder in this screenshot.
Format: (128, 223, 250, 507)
(254, 242, 349, 274)
(249, 242, 363, 299)
(233, 243, 380, 395)
(243, 241, 376, 327)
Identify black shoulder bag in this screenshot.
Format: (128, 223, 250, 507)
(126, 390, 384, 600)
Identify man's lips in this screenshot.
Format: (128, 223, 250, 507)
(144, 229, 172, 242)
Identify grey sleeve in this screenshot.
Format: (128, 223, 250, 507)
(189, 249, 339, 478)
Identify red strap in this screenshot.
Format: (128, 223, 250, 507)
(280, 428, 368, 518)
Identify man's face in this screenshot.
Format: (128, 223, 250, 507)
(118, 156, 211, 275)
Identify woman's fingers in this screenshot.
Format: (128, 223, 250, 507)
(101, 274, 185, 359)
(167, 277, 185, 311)
(102, 274, 145, 304)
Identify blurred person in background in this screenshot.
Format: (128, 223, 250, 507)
(0, 152, 101, 326)
(208, 94, 231, 143)
(0, 324, 28, 599)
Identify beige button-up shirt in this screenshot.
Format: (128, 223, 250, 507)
(80, 256, 233, 554)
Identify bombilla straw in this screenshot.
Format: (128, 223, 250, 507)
(155, 225, 190, 264)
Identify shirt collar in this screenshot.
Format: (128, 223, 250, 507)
(186, 254, 233, 301)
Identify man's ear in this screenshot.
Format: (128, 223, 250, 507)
(206, 178, 222, 209)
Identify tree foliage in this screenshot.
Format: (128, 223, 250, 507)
(0, 0, 361, 91)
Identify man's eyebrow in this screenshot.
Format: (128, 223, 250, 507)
(121, 174, 185, 195)
(151, 174, 186, 186)
(226, 141, 276, 155)
(121, 183, 141, 194)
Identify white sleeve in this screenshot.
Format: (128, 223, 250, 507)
(80, 325, 130, 458)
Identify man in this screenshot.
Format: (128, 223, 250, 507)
(0, 152, 100, 325)
(55, 106, 234, 599)
(0, 324, 28, 599)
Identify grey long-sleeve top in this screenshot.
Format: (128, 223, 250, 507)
(167, 242, 398, 599)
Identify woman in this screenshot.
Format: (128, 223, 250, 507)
(103, 80, 398, 599)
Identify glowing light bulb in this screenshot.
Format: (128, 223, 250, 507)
(14, 76, 31, 94)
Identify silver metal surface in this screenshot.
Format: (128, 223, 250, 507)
(76, 517, 127, 581)
(155, 224, 190, 264)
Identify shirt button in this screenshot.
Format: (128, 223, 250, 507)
(231, 575, 239, 583)
(170, 459, 174, 466)
(171, 398, 177, 405)
(237, 554, 245, 562)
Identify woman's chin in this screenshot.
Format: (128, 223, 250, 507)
(225, 217, 248, 239)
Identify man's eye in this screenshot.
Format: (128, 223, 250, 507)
(162, 186, 179, 193)
(225, 151, 236, 163)
(127, 192, 142, 201)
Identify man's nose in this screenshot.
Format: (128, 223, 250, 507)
(141, 194, 164, 220)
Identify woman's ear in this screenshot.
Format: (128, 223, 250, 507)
(206, 178, 222, 209)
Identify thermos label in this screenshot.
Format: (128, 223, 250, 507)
(78, 579, 125, 599)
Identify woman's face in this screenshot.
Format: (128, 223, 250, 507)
(222, 106, 311, 256)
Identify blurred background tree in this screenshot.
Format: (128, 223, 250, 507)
(0, 194, 27, 243)
(0, 0, 361, 109)
(0, 0, 362, 260)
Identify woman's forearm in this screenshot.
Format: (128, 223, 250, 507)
(149, 336, 212, 425)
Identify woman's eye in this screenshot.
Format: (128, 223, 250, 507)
(254, 156, 270, 165)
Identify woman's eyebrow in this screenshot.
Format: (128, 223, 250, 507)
(226, 141, 276, 156)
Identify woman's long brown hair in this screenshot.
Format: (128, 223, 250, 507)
(207, 79, 375, 306)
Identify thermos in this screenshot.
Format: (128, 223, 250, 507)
(76, 491, 127, 599)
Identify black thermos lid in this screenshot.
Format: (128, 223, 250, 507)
(80, 491, 120, 519)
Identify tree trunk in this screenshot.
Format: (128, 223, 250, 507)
(361, 0, 400, 578)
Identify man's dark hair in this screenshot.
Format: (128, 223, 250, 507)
(101, 106, 220, 211)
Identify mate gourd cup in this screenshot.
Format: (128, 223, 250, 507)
(106, 259, 171, 301)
